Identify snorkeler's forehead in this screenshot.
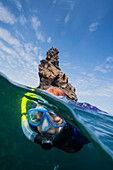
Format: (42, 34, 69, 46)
(38, 107, 57, 115)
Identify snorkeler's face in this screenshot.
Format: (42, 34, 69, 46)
(37, 113, 64, 136)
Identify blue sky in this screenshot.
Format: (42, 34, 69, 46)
(0, 0, 113, 113)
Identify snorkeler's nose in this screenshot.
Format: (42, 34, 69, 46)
(41, 117, 50, 131)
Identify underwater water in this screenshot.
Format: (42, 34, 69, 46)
(0, 73, 113, 170)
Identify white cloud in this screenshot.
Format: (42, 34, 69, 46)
(64, 13, 70, 23)
(0, 27, 21, 47)
(106, 56, 113, 62)
(105, 64, 113, 69)
(38, 54, 44, 61)
(78, 85, 113, 98)
(47, 37, 52, 43)
(0, 43, 39, 86)
(13, 0, 22, 11)
(94, 64, 107, 73)
(0, 40, 18, 57)
(64, 1, 75, 23)
(93, 56, 113, 74)
(0, 2, 17, 24)
(15, 30, 25, 40)
(69, 1, 75, 11)
(24, 43, 34, 52)
(0, 27, 40, 87)
(36, 32, 45, 42)
(55, 0, 74, 23)
(89, 22, 99, 31)
(62, 62, 71, 66)
(72, 74, 113, 98)
(31, 16, 45, 43)
(61, 62, 78, 70)
(33, 46, 38, 55)
(94, 62, 113, 73)
(31, 16, 40, 30)
(19, 15, 27, 25)
(0, 51, 5, 59)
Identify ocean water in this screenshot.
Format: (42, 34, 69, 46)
(0, 73, 113, 170)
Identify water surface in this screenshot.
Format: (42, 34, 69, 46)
(0, 73, 113, 170)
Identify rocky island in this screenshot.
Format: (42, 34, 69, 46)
(38, 47, 77, 101)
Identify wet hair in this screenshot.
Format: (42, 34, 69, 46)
(46, 86, 66, 96)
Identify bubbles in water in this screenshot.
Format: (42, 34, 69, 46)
(54, 164, 59, 170)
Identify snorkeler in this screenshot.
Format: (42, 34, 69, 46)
(21, 86, 90, 153)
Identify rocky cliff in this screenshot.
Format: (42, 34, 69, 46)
(38, 47, 77, 101)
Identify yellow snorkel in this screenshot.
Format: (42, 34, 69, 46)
(21, 92, 38, 142)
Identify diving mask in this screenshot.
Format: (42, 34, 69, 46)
(27, 108, 66, 129)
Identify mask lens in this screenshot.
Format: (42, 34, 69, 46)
(28, 110, 40, 126)
(47, 112, 66, 127)
(27, 108, 66, 128)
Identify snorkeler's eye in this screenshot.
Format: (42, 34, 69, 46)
(37, 111, 43, 120)
(50, 114, 61, 122)
(49, 112, 54, 116)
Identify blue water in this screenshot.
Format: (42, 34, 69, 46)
(0, 72, 113, 169)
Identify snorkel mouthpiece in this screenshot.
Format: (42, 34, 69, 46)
(34, 134, 53, 150)
(41, 137, 53, 150)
